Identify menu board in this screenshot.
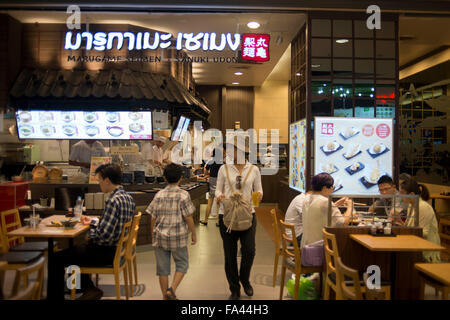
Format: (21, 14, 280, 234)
(289, 119, 307, 193)
(15, 110, 153, 140)
(314, 117, 393, 195)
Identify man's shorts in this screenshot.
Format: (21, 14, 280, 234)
(154, 246, 189, 276)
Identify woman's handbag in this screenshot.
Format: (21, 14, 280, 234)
(222, 165, 254, 233)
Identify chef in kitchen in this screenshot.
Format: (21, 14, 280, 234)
(69, 140, 107, 174)
(142, 136, 167, 166)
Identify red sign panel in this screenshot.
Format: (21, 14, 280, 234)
(376, 124, 391, 139)
(321, 123, 334, 135)
(241, 34, 270, 62)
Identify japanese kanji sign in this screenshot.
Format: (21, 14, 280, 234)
(241, 34, 270, 62)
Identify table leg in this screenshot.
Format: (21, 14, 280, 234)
(46, 238, 54, 300)
(390, 252, 397, 300)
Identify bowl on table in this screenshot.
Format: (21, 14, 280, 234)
(61, 219, 77, 229)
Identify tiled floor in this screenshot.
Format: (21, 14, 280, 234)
(1, 204, 444, 300)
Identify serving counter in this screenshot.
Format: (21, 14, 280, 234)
(19, 180, 208, 245)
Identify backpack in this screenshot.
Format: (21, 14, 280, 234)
(222, 165, 254, 233)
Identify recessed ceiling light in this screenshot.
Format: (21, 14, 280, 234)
(335, 39, 349, 44)
(232, 82, 240, 85)
(234, 72, 243, 76)
(247, 21, 260, 29)
(311, 64, 321, 68)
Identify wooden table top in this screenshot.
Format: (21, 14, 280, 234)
(429, 194, 450, 200)
(415, 263, 450, 286)
(7, 215, 90, 239)
(350, 234, 446, 252)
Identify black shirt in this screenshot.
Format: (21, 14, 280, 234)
(206, 161, 223, 178)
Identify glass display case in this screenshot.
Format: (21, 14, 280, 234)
(326, 193, 420, 228)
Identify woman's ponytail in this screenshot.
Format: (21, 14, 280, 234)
(418, 184, 430, 201)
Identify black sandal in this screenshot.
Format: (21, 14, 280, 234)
(165, 287, 178, 300)
(200, 220, 208, 226)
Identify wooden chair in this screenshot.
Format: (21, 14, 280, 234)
(1, 209, 48, 252)
(0, 227, 43, 292)
(270, 209, 282, 287)
(438, 218, 450, 262)
(126, 212, 142, 297)
(8, 282, 36, 300)
(322, 228, 391, 300)
(71, 219, 132, 300)
(323, 228, 341, 300)
(278, 219, 322, 300)
(335, 257, 364, 300)
(10, 255, 45, 300)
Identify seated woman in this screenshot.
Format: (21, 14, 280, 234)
(301, 173, 353, 247)
(399, 178, 441, 263)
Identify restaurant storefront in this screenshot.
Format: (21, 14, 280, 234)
(0, 0, 449, 303)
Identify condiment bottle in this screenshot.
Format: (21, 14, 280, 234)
(66, 207, 74, 218)
(370, 223, 377, 235)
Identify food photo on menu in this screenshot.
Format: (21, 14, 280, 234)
(314, 117, 393, 195)
(15, 110, 153, 140)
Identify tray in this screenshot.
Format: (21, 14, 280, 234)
(370, 233, 396, 237)
(345, 162, 365, 175)
(367, 147, 390, 159)
(333, 184, 343, 193)
(360, 176, 377, 189)
(320, 144, 343, 156)
(343, 150, 362, 161)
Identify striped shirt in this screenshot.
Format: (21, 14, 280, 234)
(89, 186, 135, 246)
(146, 185, 195, 250)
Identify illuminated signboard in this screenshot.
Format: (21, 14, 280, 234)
(241, 34, 270, 62)
(65, 31, 241, 52)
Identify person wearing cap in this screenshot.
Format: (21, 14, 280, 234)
(215, 142, 263, 300)
(152, 136, 166, 166)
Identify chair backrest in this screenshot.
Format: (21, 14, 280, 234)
(8, 283, 36, 300)
(126, 212, 142, 259)
(323, 228, 340, 276)
(0, 228, 9, 253)
(1, 209, 24, 248)
(11, 256, 45, 300)
(113, 219, 133, 270)
(270, 209, 281, 251)
(279, 219, 301, 269)
(335, 257, 363, 300)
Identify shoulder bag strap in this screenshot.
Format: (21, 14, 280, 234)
(240, 165, 254, 192)
(224, 165, 235, 193)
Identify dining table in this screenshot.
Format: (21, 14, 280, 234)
(7, 215, 91, 299)
(350, 234, 445, 299)
(415, 263, 450, 300)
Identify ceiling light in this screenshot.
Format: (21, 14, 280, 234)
(311, 64, 321, 68)
(232, 82, 240, 85)
(247, 21, 260, 29)
(336, 39, 349, 44)
(234, 72, 243, 76)
(296, 72, 302, 76)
